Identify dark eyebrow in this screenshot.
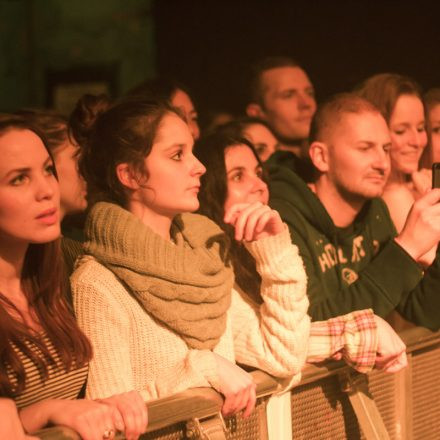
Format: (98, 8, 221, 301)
(4, 155, 52, 178)
(163, 143, 186, 152)
(5, 167, 30, 178)
(227, 166, 245, 175)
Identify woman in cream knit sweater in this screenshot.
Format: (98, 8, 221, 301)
(70, 95, 406, 417)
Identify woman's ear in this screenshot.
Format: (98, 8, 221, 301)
(309, 141, 330, 173)
(116, 163, 140, 190)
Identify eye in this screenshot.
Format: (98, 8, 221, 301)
(10, 173, 28, 186)
(171, 150, 183, 161)
(306, 88, 315, 98)
(255, 144, 266, 156)
(393, 129, 405, 135)
(231, 171, 243, 182)
(383, 144, 391, 153)
(417, 125, 426, 133)
(281, 90, 295, 99)
(256, 167, 264, 178)
(433, 126, 440, 134)
(45, 163, 56, 175)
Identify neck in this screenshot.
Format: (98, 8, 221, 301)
(0, 238, 27, 299)
(277, 138, 309, 158)
(127, 200, 173, 241)
(311, 177, 365, 228)
(386, 167, 410, 186)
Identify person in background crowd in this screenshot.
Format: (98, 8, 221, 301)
(268, 93, 440, 329)
(0, 115, 147, 440)
(127, 78, 200, 140)
(356, 74, 433, 266)
(246, 56, 316, 181)
(214, 117, 279, 162)
(422, 88, 440, 167)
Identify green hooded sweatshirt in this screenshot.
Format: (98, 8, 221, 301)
(268, 163, 440, 330)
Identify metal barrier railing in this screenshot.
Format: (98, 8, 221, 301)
(34, 327, 440, 440)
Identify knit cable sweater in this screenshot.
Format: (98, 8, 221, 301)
(72, 211, 379, 401)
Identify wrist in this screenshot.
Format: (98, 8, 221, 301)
(19, 400, 54, 433)
(393, 236, 419, 261)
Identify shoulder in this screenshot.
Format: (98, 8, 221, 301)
(71, 256, 125, 296)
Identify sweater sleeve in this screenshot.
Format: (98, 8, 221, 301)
(230, 227, 311, 380)
(72, 264, 220, 401)
(307, 309, 378, 373)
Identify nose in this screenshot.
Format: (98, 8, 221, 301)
(252, 174, 268, 194)
(298, 91, 316, 110)
(372, 146, 390, 174)
(35, 173, 56, 201)
(408, 128, 428, 149)
(190, 154, 206, 176)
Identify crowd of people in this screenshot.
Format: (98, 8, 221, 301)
(1, 55, 440, 439)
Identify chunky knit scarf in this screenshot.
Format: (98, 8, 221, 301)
(83, 202, 234, 350)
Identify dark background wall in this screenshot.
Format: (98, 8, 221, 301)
(1, 0, 439, 118)
(155, 0, 440, 122)
(0, 0, 155, 113)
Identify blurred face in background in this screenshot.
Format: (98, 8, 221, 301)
(53, 139, 87, 218)
(252, 66, 316, 142)
(242, 122, 279, 162)
(428, 103, 440, 163)
(171, 88, 200, 140)
(388, 94, 427, 174)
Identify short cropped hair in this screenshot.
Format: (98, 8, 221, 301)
(248, 56, 301, 105)
(309, 93, 381, 144)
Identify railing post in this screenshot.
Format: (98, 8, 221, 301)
(339, 371, 390, 440)
(186, 413, 227, 440)
(266, 391, 292, 440)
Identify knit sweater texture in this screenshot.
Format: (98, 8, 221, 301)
(82, 203, 233, 350)
(268, 164, 440, 329)
(72, 203, 311, 400)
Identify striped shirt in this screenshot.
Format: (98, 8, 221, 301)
(7, 334, 88, 409)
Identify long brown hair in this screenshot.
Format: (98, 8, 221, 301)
(194, 127, 268, 304)
(0, 116, 92, 397)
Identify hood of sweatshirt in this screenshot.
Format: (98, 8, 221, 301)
(267, 162, 385, 245)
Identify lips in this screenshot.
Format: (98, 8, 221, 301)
(36, 208, 58, 224)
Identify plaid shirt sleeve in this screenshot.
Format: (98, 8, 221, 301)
(306, 309, 378, 373)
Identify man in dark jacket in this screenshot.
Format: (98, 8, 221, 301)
(269, 93, 440, 329)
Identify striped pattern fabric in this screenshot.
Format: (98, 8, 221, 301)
(9, 334, 88, 409)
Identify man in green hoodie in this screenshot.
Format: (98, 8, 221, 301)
(268, 93, 440, 329)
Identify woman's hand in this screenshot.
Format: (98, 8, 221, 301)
(374, 315, 408, 373)
(20, 398, 122, 440)
(0, 398, 38, 440)
(97, 391, 148, 440)
(213, 353, 256, 418)
(224, 202, 284, 242)
(412, 168, 432, 198)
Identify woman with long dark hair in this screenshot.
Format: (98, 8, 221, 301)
(0, 115, 147, 440)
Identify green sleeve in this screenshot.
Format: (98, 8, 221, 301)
(271, 198, 423, 322)
(397, 245, 440, 330)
